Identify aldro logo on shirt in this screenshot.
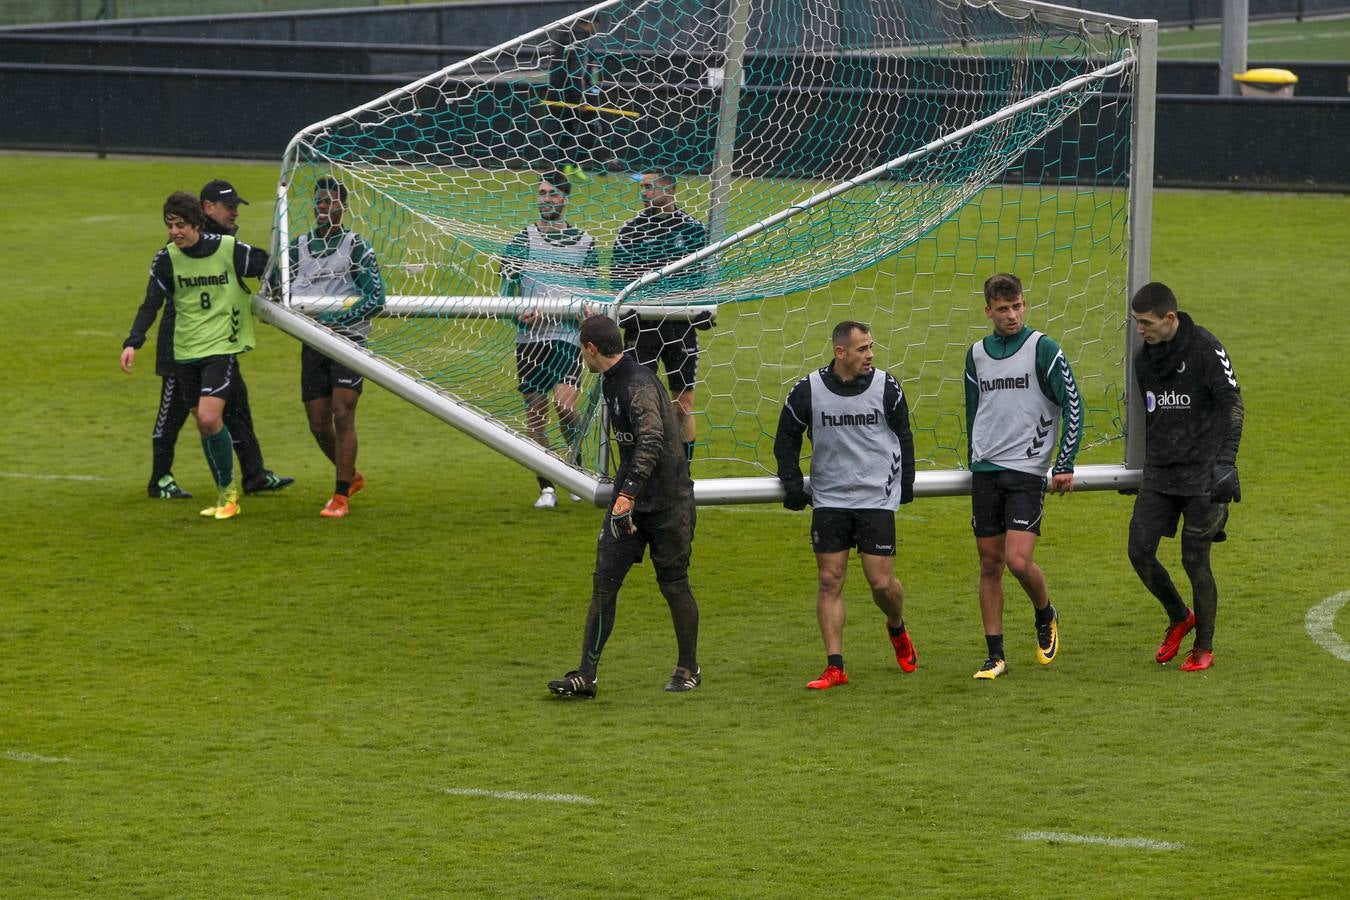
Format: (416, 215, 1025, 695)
(819, 410, 881, 427)
(1145, 390, 1191, 412)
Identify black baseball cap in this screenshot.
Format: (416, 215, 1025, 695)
(200, 179, 249, 206)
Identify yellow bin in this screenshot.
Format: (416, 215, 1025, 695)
(1233, 67, 1298, 97)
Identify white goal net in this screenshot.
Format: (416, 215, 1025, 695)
(260, 0, 1156, 503)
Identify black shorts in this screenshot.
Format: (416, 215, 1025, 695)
(595, 497, 697, 584)
(301, 344, 364, 402)
(626, 320, 699, 395)
(174, 354, 238, 406)
(811, 507, 896, 556)
(516, 340, 581, 396)
(1129, 488, 1228, 542)
(971, 469, 1047, 537)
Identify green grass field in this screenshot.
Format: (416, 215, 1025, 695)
(2, 153, 1349, 896)
(1158, 14, 1350, 61)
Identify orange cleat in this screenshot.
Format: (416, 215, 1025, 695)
(320, 494, 350, 518)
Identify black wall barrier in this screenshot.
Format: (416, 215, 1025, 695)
(2, 62, 1346, 191)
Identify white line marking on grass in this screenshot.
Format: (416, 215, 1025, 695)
(3, 751, 73, 764)
(1306, 591, 1350, 662)
(0, 471, 107, 482)
(1020, 831, 1183, 851)
(445, 787, 598, 805)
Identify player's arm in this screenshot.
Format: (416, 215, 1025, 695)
(343, 236, 386, 323)
(234, 240, 270, 280)
(773, 378, 812, 509)
(1037, 336, 1082, 489)
(962, 346, 980, 467)
(884, 373, 916, 504)
(615, 379, 669, 500)
(121, 250, 173, 373)
(1204, 336, 1244, 502)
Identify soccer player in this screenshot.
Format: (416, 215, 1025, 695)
(198, 179, 294, 496)
(282, 177, 385, 518)
(964, 273, 1082, 680)
(774, 321, 917, 689)
(120, 192, 269, 519)
(611, 171, 711, 462)
(500, 170, 597, 509)
(547, 314, 700, 699)
(1127, 282, 1244, 672)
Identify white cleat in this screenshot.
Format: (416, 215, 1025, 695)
(534, 486, 558, 509)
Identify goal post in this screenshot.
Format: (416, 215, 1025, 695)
(262, 0, 1156, 504)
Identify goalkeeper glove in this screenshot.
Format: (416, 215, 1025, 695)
(1211, 462, 1241, 504)
(782, 484, 811, 511)
(691, 309, 716, 331)
(609, 492, 637, 539)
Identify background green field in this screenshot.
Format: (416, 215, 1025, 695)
(2, 153, 1348, 896)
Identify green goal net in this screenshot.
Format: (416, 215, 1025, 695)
(262, 0, 1155, 503)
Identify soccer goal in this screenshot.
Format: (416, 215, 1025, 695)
(258, 0, 1156, 505)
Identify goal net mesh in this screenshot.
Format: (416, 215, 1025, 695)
(272, 0, 1141, 488)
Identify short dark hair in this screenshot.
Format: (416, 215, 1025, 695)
(983, 272, 1023, 305)
(539, 170, 572, 196)
(1130, 281, 1178, 317)
(163, 191, 206, 228)
(579, 314, 623, 356)
(831, 320, 869, 347)
(315, 176, 348, 203)
(644, 171, 676, 190)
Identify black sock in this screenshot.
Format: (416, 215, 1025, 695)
(985, 634, 1005, 660)
(827, 654, 844, 671)
(537, 475, 553, 491)
(335, 480, 351, 497)
(887, 622, 906, 638)
(1035, 603, 1056, 627)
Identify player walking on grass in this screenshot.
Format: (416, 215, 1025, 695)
(548, 315, 700, 698)
(198, 179, 293, 497)
(964, 273, 1081, 680)
(120, 192, 268, 519)
(282, 177, 385, 518)
(1128, 282, 1244, 672)
(774, 321, 917, 690)
(612, 171, 711, 463)
(500, 170, 596, 509)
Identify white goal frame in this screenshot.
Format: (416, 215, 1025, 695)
(261, 0, 1157, 505)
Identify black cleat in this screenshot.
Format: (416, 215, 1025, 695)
(244, 471, 295, 495)
(548, 670, 597, 699)
(148, 474, 193, 500)
(664, 666, 701, 692)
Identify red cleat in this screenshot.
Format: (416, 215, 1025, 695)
(1156, 609, 1196, 664)
(806, 665, 848, 690)
(349, 471, 366, 496)
(1179, 648, 1214, 672)
(890, 629, 917, 673)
